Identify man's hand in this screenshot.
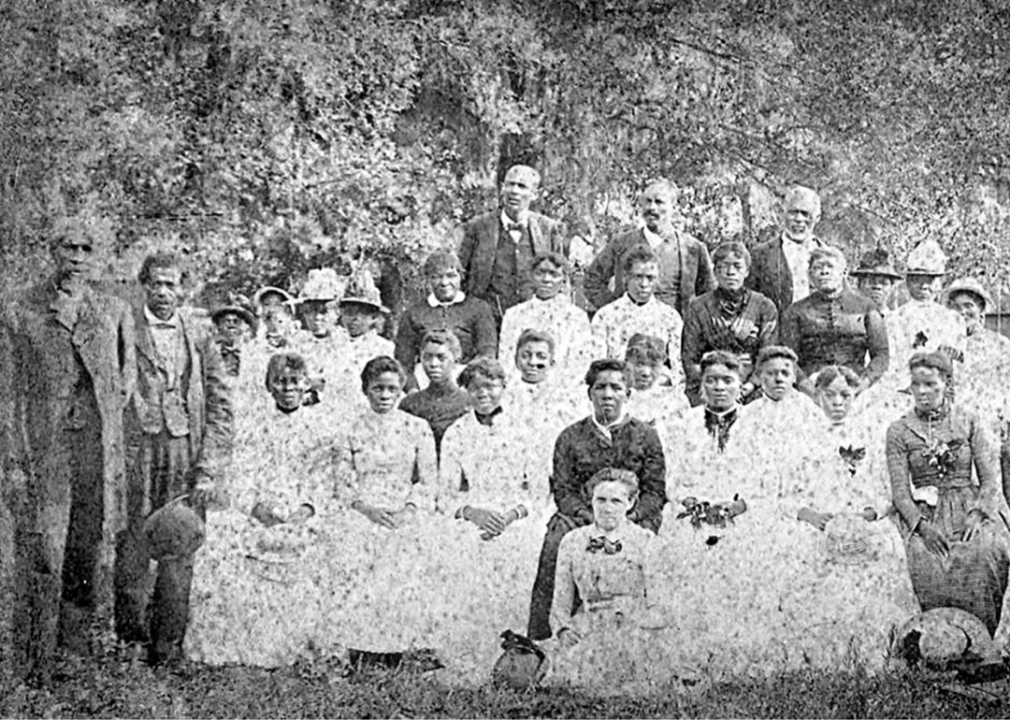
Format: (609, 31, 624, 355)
(797, 506, 833, 531)
(354, 502, 398, 530)
(557, 627, 581, 649)
(288, 504, 315, 524)
(463, 506, 507, 536)
(918, 520, 950, 558)
(251, 502, 286, 528)
(191, 471, 228, 510)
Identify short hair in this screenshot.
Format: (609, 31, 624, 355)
(909, 351, 953, 381)
(458, 356, 506, 389)
(419, 329, 462, 361)
(814, 365, 861, 391)
(515, 328, 556, 358)
(423, 250, 462, 278)
(700, 350, 742, 377)
(756, 345, 799, 369)
(530, 251, 569, 275)
(360, 356, 406, 394)
(809, 245, 847, 269)
(138, 251, 185, 285)
(622, 245, 659, 273)
(624, 334, 666, 366)
(784, 186, 822, 218)
(504, 164, 541, 189)
(642, 179, 678, 201)
(712, 242, 752, 269)
(264, 352, 308, 391)
(586, 467, 640, 501)
(585, 358, 633, 388)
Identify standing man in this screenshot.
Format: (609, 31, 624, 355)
(458, 164, 568, 327)
(3, 216, 135, 684)
(584, 179, 715, 316)
(116, 251, 232, 666)
(746, 185, 825, 312)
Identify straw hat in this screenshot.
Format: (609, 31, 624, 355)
(253, 286, 295, 307)
(894, 606, 999, 668)
(339, 269, 389, 313)
(298, 268, 344, 303)
(210, 292, 257, 329)
(905, 239, 948, 276)
(945, 277, 994, 312)
(850, 248, 901, 280)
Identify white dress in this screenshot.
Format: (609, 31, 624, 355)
(184, 404, 338, 667)
(590, 294, 685, 386)
(498, 294, 594, 385)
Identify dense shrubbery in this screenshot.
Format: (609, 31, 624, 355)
(2, 0, 1010, 302)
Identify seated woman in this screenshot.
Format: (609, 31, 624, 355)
(624, 334, 689, 439)
(332, 355, 440, 669)
(886, 351, 1010, 635)
(681, 241, 778, 406)
(184, 352, 338, 668)
(785, 365, 917, 672)
(548, 468, 671, 694)
(437, 357, 552, 683)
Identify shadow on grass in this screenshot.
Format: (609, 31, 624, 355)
(1, 650, 1004, 719)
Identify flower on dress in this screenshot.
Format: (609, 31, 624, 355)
(676, 495, 748, 529)
(924, 438, 963, 477)
(838, 445, 867, 477)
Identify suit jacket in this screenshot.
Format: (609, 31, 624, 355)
(745, 233, 825, 312)
(458, 210, 568, 308)
(2, 279, 136, 615)
(130, 305, 233, 485)
(583, 228, 715, 315)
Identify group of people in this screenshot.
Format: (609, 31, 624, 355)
(3, 166, 1010, 694)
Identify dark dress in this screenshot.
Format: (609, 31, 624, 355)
(886, 403, 1010, 634)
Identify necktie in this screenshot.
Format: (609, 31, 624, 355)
(586, 536, 622, 555)
(704, 408, 738, 452)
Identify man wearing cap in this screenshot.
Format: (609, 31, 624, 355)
(584, 179, 715, 316)
(210, 294, 257, 379)
(851, 248, 902, 315)
(459, 164, 568, 327)
(2, 215, 135, 685)
(116, 251, 232, 666)
(746, 186, 825, 312)
(885, 240, 966, 379)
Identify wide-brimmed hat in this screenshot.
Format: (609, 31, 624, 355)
(298, 268, 344, 303)
(850, 248, 901, 280)
(945, 277, 994, 312)
(339, 269, 389, 313)
(211, 293, 257, 329)
(893, 606, 998, 667)
(254, 286, 295, 307)
(905, 239, 948, 276)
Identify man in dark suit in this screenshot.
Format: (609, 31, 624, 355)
(584, 179, 715, 316)
(458, 165, 568, 326)
(2, 218, 135, 685)
(745, 185, 825, 312)
(115, 251, 232, 665)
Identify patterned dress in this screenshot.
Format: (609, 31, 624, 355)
(184, 404, 337, 667)
(590, 294, 684, 386)
(330, 407, 441, 654)
(886, 404, 1010, 634)
(498, 294, 593, 384)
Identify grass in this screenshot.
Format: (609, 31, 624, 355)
(1, 648, 1006, 719)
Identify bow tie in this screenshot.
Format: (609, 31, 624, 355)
(218, 343, 241, 376)
(586, 536, 622, 555)
(504, 221, 524, 234)
(839, 445, 867, 477)
(704, 409, 738, 452)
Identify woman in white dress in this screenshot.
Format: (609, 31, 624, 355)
(330, 355, 440, 669)
(185, 352, 338, 667)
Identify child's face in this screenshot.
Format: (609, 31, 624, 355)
(759, 357, 795, 402)
(269, 367, 309, 411)
(592, 480, 634, 532)
(626, 261, 659, 304)
(339, 302, 381, 338)
(420, 342, 456, 385)
(627, 359, 659, 391)
(516, 340, 554, 384)
(465, 375, 505, 415)
(701, 363, 741, 411)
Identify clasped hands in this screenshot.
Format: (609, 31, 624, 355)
(797, 505, 877, 531)
(917, 509, 987, 558)
(353, 500, 416, 530)
(251, 501, 316, 528)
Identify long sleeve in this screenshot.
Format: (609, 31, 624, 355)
(437, 421, 466, 514)
(458, 222, 480, 297)
(584, 241, 618, 313)
(471, 299, 499, 358)
(630, 425, 668, 525)
(885, 420, 921, 531)
(680, 299, 706, 384)
(778, 303, 801, 368)
(549, 533, 579, 633)
(757, 299, 779, 352)
(117, 302, 137, 408)
(498, 308, 521, 368)
(553, 428, 593, 522)
(969, 413, 1002, 516)
(194, 332, 234, 479)
(694, 244, 716, 298)
(333, 434, 359, 508)
(864, 307, 889, 384)
(394, 307, 422, 390)
(405, 419, 438, 512)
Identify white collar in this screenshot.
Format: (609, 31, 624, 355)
(642, 226, 664, 248)
(591, 408, 628, 438)
(144, 305, 179, 328)
(427, 290, 466, 308)
(622, 293, 655, 308)
(501, 209, 529, 228)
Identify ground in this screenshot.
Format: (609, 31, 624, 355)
(1, 647, 1007, 719)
